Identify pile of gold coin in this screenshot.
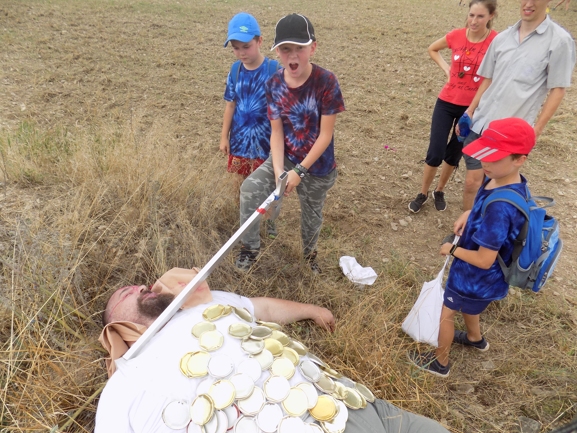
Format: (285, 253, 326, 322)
(163, 304, 377, 432)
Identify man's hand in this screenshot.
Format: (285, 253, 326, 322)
(310, 306, 335, 332)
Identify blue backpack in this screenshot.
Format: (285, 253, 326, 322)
(481, 187, 562, 292)
(230, 58, 280, 89)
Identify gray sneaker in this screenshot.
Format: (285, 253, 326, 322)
(235, 247, 259, 271)
(433, 190, 447, 211)
(408, 193, 428, 213)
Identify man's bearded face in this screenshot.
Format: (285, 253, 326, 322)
(137, 291, 175, 320)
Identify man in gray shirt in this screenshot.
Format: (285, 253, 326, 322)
(458, 0, 575, 210)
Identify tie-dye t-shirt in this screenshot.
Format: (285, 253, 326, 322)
(266, 64, 345, 176)
(224, 58, 280, 160)
(446, 177, 527, 301)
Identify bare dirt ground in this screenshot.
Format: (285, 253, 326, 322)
(0, 0, 576, 431)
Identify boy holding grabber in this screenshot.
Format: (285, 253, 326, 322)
(236, 13, 345, 274)
(408, 118, 536, 377)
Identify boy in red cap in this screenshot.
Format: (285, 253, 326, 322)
(408, 117, 535, 377)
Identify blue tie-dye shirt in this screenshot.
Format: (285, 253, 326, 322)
(224, 58, 279, 160)
(266, 64, 345, 176)
(446, 176, 528, 301)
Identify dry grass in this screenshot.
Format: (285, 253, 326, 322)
(1, 0, 576, 431)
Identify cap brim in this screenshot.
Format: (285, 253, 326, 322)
(462, 136, 511, 162)
(224, 33, 257, 47)
(270, 39, 313, 50)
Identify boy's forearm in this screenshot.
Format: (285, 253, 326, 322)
(220, 101, 236, 138)
(300, 114, 337, 169)
(270, 119, 285, 176)
(447, 245, 498, 270)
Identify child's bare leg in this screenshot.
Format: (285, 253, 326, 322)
(435, 306, 457, 366)
(462, 313, 482, 342)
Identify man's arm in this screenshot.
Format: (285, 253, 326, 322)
(250, 297, 335, 332)
(533, 87, 566, 138)
(465, 77, 492, 119)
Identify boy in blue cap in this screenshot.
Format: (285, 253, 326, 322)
(408, 118, 535, 377)
(221, 13, 280, 236)
(236, 13, 345, 273)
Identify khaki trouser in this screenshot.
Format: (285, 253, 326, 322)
(346, 399, 449, 433)
(239, 156, 337, 256)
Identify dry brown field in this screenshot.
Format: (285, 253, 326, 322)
(0, 0, 576, 431)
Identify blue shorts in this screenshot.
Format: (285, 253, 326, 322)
(444, 287, 492, 315)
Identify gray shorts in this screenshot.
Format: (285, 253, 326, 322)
(345, 399, 449, 433)
(462, 130, 482, 170)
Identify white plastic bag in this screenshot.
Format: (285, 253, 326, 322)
(401, 257, 449, 347)
(402, 232, 459, 347)
(339, 256, 378, 286)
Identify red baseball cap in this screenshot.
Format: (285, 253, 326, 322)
(462, 118, 535, 162)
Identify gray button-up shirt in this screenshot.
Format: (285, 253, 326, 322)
(472, 16, 576, 133)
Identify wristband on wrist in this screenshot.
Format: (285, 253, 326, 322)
(450, 244, 458, 256)
(295, 163, 309, 176)
(293, 167, 305, 178)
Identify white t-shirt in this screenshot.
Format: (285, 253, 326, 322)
(95, 291, 315, 432)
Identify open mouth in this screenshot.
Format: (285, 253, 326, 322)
(289, 63, 298, 71)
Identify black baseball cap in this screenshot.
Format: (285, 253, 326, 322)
(271, 13, 316, 50)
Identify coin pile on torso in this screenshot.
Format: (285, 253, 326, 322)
(162, 304, 376, 433)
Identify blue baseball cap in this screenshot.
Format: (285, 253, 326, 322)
(224, 13, 261, 47)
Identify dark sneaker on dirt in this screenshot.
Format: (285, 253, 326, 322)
(407, 350, 450, 377)
(408, 193, 428, 213)
(433, 190, 447, 211)
(235, 247, 259, 271)
(453, 330, 490, 352)
(305, 251, 322, 274)
(266, 220, 278, 239)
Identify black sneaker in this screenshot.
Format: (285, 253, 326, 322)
(235, 247, 259, 271)
(453, 330, 489, 352)
(407, 350, 450, 377)
(433, 190, 447, 211)
(305, 251, 322, 274)
(408, 193, 428, 213)
(266, 220, 278, 239)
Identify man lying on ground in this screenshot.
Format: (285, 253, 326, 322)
(96, 267, 449, 433)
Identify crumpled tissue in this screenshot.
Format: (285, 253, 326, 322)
(339, 256, 378, 286)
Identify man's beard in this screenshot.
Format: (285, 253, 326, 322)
(137, 292, 175, 320)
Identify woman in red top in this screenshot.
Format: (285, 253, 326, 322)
(409, 0, 497, 214)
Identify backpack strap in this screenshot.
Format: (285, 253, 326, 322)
(230, 60, 242, 89)
(268, 58, 280, 76)
(482, 189, 531, 268)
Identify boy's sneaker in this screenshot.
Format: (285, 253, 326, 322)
(235, 247, 259, 271)
(453, 330, 490, 352)
(408, 193, 428, 213)
(433, 190, 447, 211)
(407, 350, 450, 378)
(305, 251, 322, 274)
(266, 220, 278, 239)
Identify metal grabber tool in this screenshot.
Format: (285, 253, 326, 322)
(122, 171, 288, 361)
